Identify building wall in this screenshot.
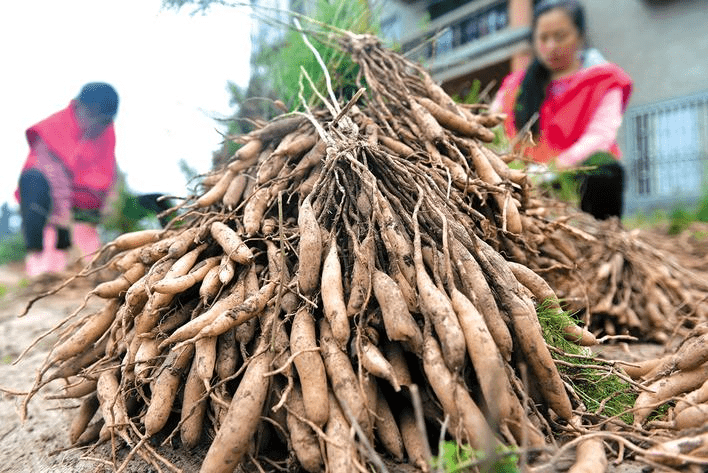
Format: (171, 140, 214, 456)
(582, 0, 708, 213)
(582, 0, 708, 108)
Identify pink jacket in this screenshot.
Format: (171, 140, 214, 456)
(493, 62, 632, 166)
(17, 101, 117, 212)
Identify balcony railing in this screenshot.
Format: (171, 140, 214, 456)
(397, 0, 531, 81)
(402, 1, 509, 61)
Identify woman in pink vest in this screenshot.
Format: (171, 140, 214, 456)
(17, 82, 119, 277)
(491, 0, 633, 219)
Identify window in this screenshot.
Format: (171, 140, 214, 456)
(626, 92, 708, 210)
(460, 3, 508, 44)
(653, 106, 703, 196)
(381, 14, 402, 44)
(434, 27, 455, 56)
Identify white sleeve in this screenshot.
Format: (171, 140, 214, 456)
(489, 89, 504, 113)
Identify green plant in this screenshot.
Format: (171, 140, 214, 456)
(431, 441, 519, 473)
(101, 176, 167, 235)
(695, 191, 708, 223)
(691, 228, 708, 240)
(0, 233, 27, 265)
(623, 207, 671, 230)
(624, 186, 708, 233)
(646, 400, 673, 423)
(536, 153, 616, 208)
(254, 0, 378, 111)
(668, 206, 694, 235)
(535, 168, 581, 206)
(536, 299, 637, 423)
(451, 79, 482, 105)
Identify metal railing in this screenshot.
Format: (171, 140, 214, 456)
(401, 0, 510, 62)
(623, 90, 708, 214)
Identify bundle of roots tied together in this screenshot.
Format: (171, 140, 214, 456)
(16, 31, 708, 473)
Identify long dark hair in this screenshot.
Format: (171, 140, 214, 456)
(514, 0, 586, 134)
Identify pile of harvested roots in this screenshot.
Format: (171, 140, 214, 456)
(521, 202, 708, 343)
(15, 31, 708, 473)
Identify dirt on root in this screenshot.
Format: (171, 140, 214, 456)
(0, 261, 665, 473)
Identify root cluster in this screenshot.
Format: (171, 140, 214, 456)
(16, 31, 708, 473)
(523, 205, 708, 343)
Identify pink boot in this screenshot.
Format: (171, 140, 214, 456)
(73, 223, 101, 265)
(24, 251, 45, 278)
(41, 225, 69, 274)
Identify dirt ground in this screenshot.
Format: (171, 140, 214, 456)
(0, 261, 671, 473)
(0, 263, 208, 473)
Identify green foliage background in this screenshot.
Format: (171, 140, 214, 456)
(0, 233, 26, 265)
(254, 0, 379, 110)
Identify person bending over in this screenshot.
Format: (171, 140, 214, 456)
(16, 82, 119, 276)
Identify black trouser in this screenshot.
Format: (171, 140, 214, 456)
(577, 161, 624, 220)
(18, 169, 70, 251)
